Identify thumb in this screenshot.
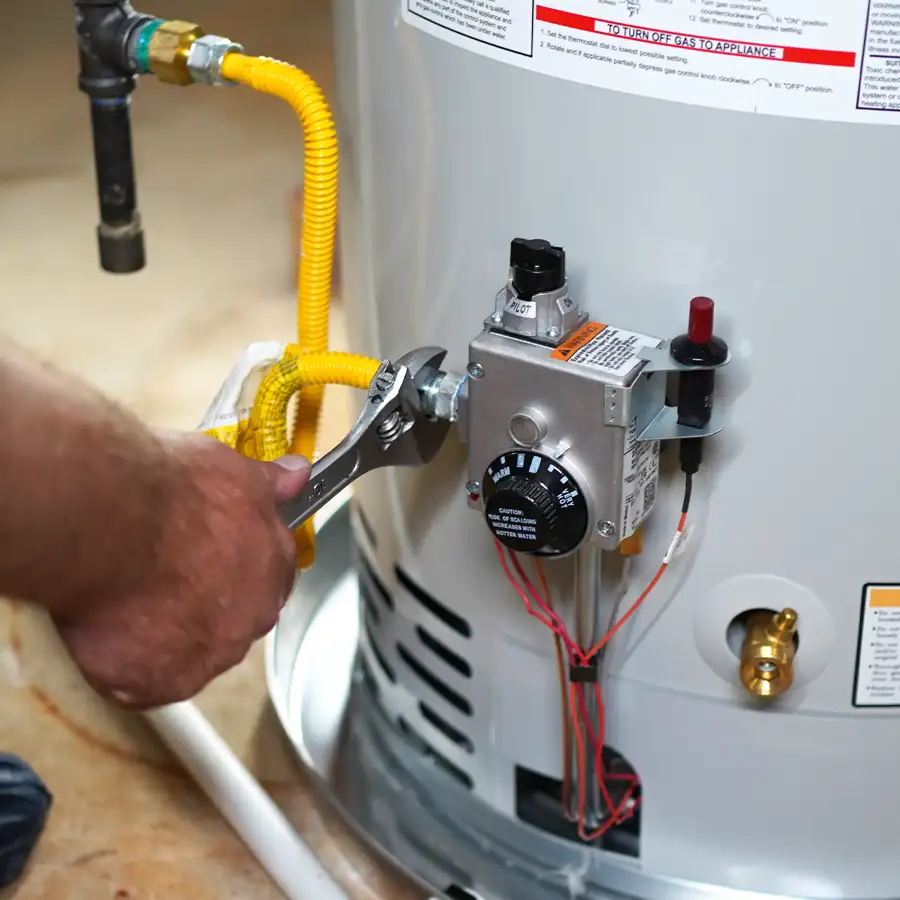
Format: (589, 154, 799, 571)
(259, 455, 311, 504)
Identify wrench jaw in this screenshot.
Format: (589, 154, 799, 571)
(277, 346, 454, 532)
(395, 346, 452, 466)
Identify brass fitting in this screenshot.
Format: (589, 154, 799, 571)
(739, 608, 798, 699)
(148, 20, 206, 86)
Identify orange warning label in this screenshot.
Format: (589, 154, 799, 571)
(551, 322, 606, 361)
(869, 588, 900, 608)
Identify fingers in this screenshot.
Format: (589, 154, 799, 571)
(256, 455, 311, 505)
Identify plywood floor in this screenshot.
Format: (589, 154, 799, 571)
(0, 2, 421, 897)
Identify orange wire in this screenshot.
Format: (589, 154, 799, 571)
(495, 540, 580, 659)
(582, 511, 687, 663)
(497, 511, 687, 843)
(535, 559, 573, 817)
(574, 679, 616, 813)
(570, 684, 639, 842)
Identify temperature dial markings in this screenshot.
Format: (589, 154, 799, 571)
(482, 450, 590, 556)
(557, 488, 579, 509)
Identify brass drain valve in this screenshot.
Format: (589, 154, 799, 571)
(739, 608, 798, 699)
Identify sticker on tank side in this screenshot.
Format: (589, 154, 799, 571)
(620, 417, 660, 539)
(853, 584, 900, 708)
(402, 0, 900, 124)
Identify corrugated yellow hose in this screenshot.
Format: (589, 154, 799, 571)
(219, 53, 339, 566)
(246, 352, 381, 569)
(250, 352, 381, 462)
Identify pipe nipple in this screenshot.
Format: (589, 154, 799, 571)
(97, 217, 145, 274)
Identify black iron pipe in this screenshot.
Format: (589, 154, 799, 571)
(74, 2, 151, 273)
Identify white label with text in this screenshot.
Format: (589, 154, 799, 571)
(620, 418, 660, 539)
(403, 0, 900, 124)
(504, 297, 538, 319)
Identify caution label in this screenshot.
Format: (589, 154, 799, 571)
(402, 0, 900, 125)
(486, 505, 540, 543)
(551, 322, 660, 378)
(854, 584, 900, 707)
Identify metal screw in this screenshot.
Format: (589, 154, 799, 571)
(465, 480, 481, 500)
(374, 371, 395, 391)
(597, 521, 617, 538)
(377, 411, 403, 443)
(467, 362, 484, 380)
(547, 326, 561, 339)
(490, 312, 503, 324)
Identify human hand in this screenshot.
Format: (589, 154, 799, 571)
(52, 431, 309, 710)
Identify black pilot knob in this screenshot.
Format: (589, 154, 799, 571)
(510, 238, 566, 300)
(484, 476, 559, 553)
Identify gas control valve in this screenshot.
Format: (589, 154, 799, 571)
(464, 237, 731, 557)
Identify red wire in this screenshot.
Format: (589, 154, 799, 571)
(495, 540, 581, 663)
(508, 550, 582, 664)
(574, 683, 616, 813)
(496, 513, 685, 844)
(582, 512, 687, 663)
(570, 685, 639, 841)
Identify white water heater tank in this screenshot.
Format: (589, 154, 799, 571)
(331, 2, 900, 897)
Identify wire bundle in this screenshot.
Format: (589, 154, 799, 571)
(495, 474, 692, 842)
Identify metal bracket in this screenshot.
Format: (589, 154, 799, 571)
(603, 385, 630, 427)
(637, 406, 728, 442)
(638, 344, 732, 373)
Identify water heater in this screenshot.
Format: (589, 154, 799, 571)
(322, 2, 900, 897)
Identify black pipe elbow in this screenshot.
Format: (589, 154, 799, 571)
(74, 2, 152, 274)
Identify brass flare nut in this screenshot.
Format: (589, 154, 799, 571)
(739, 608, 799, 699)
(148, 20, 206, 86)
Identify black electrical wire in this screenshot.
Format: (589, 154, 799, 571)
(681, 471, 693, 515)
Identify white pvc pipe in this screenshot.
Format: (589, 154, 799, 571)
(143, 701, 350, 900)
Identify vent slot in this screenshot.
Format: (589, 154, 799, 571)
(398, 717, 473, 790)
(417, 626, 472, 678)
(419, 702, 473, 753)
(398, 643, 472, 715)
(515, 761, 640, 857)
(355, 504, 378, 550)
(395, 565, 472, 638)
(360, 581, 380, 626)
(365, 622, 396, 684)
(359, 552, 394, 611)
(358, 655, 382, 706)
(446, 888, 483, 900)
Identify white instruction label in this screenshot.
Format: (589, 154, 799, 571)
(854, 585, 900, 707)
(403, 0, 900, 124)
(620, 418, 660, 539)
(504, 297, 538, 318)
(551, 321, 661, 378)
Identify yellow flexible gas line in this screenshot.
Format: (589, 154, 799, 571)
(218, 53, 339, 566)
(246, 351, 381, 569)
(250, 352, 381, 462)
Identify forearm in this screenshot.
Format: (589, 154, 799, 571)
(0, 337, 171, 618)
